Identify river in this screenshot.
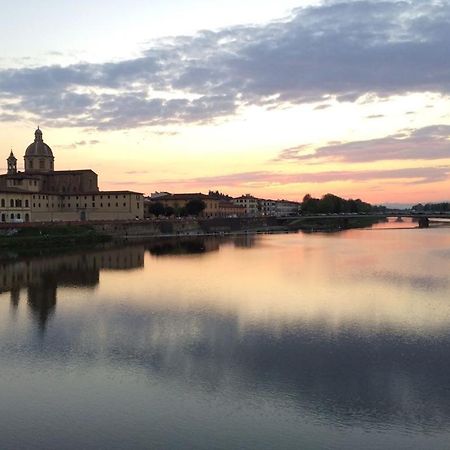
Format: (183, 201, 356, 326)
(1, 227, 450, 449)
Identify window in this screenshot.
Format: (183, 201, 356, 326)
(0, 199, 4, 207)
(10, 214, 14, 220)
(25, 200, 29, 207)
(29, 160, 33, 169)
(92, 203, 95, 208)
(116, 203, 118, 207)
(1, 213, 5, 222)
(39, 159, 44, 169)
(10, 199, 13, 207)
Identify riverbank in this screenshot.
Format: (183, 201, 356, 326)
(292, 216, 382, 232)
(0, 217, 390, 254)
(0, 216, 384, 253)
(0, 224, 111, 254)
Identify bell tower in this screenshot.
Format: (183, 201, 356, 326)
(7, 150, 17, 175)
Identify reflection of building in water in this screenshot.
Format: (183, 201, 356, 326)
(0, 246, 145, 293)
(146, 235, 258, 257)
(146, 237, 220, 256)
(27, 273, 57, 331)
(0, 245, 145, 330)
(232, 234, 257, 248)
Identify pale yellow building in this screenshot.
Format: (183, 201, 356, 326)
(0, 128, 143, 223)
(147, 193, 245, 218)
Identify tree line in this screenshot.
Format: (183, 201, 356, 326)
(412, 202, 450, 212)
(302, 193, 386, 214)
(148, 199, 206, 218)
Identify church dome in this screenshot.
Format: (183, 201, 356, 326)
(24, 127, 54, 158)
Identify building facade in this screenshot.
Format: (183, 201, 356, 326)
(146, 193, 245, 218)
(0, 128, 143, 223)
(233, 194, 260, 216)
(233, 194, 301, 217)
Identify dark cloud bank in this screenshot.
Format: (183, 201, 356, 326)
(1, 0, 450, 129)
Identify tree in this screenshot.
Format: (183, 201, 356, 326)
(185, 199, 206, 216)
(148, 202, 165, 217)
(164, 206, 175, 217)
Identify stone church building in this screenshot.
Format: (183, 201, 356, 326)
(0, 128, 143, 223)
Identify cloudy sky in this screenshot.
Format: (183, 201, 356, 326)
(1, 0, 449, 204)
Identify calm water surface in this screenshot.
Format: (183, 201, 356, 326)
(1, 227, 450, 449)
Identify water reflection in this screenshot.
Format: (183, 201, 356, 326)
(146, 234, 257, 256)
(1, 231, 450, 449)
(1, 245, 145, 332)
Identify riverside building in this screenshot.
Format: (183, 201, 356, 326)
(0, 128, 144, 223)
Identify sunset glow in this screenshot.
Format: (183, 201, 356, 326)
(1, 0, 450, 205)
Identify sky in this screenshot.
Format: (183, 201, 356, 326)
(0, 0, 449, 205)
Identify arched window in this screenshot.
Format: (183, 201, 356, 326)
(10, 213, 14, 220)
(25, 213, 30, 222)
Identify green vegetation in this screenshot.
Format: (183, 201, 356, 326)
(412, 202, 450, 212)
(293, 216, 382, 232)
(302, 193, 386, 214)
(148, 201, 166, 217)
(148, 199, 206, 217)
(0, 225, 111, 251)
(184, 199, 206, 216)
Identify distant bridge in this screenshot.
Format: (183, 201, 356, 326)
(282, 212, 450, 229)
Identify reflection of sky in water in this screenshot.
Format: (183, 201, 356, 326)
(1, 231, 450, 449)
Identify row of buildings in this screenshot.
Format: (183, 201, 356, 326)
(0, 128, 143, 223)
(1, 128, 300, 223)
(145, 192, 301, 218)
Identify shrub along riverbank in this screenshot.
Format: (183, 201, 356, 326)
(0, 225, 111, 252)
(0, 215, 383, 255)
(291, 216, 382, 232)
